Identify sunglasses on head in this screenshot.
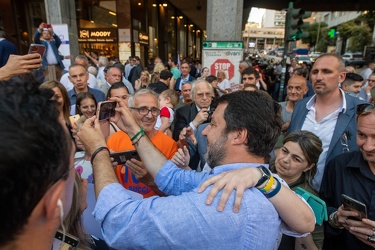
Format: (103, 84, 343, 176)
(356, 103, 375, 116)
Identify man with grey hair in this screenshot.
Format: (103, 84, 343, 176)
(106, 88, 177, 197)
(0, 30, 17, 68)
(173, 80, 214, 141)
(60, 55, 99, 91)
(96, 56, 109, 86)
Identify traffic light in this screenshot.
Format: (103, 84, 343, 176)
(285, 2, 311, 41)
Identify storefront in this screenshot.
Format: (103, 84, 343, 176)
(78, 28, 118, 58)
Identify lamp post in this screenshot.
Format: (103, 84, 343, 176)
(315, 14, 321, 52)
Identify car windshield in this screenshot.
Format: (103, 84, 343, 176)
(297, 56, 309, 60)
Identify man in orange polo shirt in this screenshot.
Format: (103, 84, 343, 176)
(107, 89, 177, 197)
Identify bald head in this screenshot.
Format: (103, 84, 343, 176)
(286, 75, 308, 102)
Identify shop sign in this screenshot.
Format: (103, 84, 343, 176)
(78, 28, 118, 43)
(139, 32, 149, 45)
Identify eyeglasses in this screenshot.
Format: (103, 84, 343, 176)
(130, 107, 160, 116)
(367, 79, 375, 83)
(356, 103, 375, 116)
(340, 133, 350, 153)
(196, 92, 212, 98)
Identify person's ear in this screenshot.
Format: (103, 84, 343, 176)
(303, 163, 315, 173)
(233, 128, 248, 145)
(44, 180, 66, 221)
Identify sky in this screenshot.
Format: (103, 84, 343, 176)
(248, 7, 266, 24)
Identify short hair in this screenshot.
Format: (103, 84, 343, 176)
(106, 65, 121, 75)
(270, 130, 322, 191)
(39, 80, 71, 124)
(243, 83, 258, 91)
(217, 69, 227, 78)
(205, 75, 217, 83)
(181, 62, 190, 68)
(190, 80, 214, 100)
(240, 60, 252, 68)
(159, 69, 173, 80)
(294, 67, 308, 78)
(160, 89, 179, 107)
(75, 92, 97, 116)
(128, 88, 158, 108)
(314, 53, 345, 72)
(217, 91, 283, 157)
(107, 82, 130, 99)
(242, 67, 260, 79)
(169, 57, 178, 65)
(342, 72, 364, 87)
(75, 55, 89, 68)
(69, 63, 87, 72)
(0, 80, 72, 245)
(87, 66, 98, 76)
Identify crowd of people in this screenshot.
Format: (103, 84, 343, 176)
(1, 22, 375, 250)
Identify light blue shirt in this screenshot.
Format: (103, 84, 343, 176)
(93, 161, 280, 249)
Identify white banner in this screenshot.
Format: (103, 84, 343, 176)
(52, 24, 71, 69)
(202, 49, 243, 91)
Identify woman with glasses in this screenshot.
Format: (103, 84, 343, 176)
(364, 73, 375, 103)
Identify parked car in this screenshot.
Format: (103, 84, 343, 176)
(309, 52, 321, 63)
(295, 55, 312, 66)
(342, 53, 366, 67)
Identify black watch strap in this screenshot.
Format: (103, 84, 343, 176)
(255, 165, 271, 188)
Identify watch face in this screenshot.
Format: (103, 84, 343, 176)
(255, 166, 271, 187)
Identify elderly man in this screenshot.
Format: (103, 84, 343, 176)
(320, 103, 375, 250)
(60, 55, 99, 91)
(106, 89, 177, 197)
(67, 64, 105, 115)
(99, 66, 122, 96)
(173, 80, 214, 141)
(288, 53, 365, 190)
(34, 23, 65, 80)
(0, 79, 75, 249)
(78, 91, 283, 249)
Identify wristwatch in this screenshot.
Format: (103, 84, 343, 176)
(255, 166, 271, 188)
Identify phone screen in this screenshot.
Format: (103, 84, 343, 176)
(98, 101, 116, 121)
(52, 230, 79, 250)
(110, 150, 140, 164)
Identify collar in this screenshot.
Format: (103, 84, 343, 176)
(210, 163, 268, 175)
(305, 88, 347, 113)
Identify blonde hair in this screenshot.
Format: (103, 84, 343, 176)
(160, 89, 179, 107)
(151, 63, 166, 83)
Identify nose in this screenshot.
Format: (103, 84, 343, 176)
(201, 124, 210, 136)
(363, 138, 375, 152)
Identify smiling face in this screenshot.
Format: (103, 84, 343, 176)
(310, 55, 346, 95)
(78, 97, 96, 118)
(286, 76, 307, 102)
(275, 141, 313, 184)
(131, 94, 159, 133)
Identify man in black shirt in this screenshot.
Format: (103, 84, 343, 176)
(320, 103, 375, 250)
(148, 69, 172, 94)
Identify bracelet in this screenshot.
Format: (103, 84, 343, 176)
(259, 175, 275, 193)
(328, 211, 344, 229)
(130, 127, 145, 142)
(90, 146, 110, 165)
(265, 178, 281, 199)
(132, 134, 145, 146)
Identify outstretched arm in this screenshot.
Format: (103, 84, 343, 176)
(198, 167, 315, 234)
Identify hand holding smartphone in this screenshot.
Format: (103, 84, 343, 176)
(342, 194, 367, 221)
(110, 150, 140, 164)
(97, 101, 116, 121)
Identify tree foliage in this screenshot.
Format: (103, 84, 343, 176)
(347, 25, 372, 52)
(359, 11, 375, 31)
(301, 22, 335, 52)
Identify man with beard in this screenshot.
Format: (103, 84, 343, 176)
(106, 89, 177, 197)
(77, 91, 283, 249)
(288, 53, 365, 190)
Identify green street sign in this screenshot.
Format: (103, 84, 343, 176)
(202, 41, 243, 49)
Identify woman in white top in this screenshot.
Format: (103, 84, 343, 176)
(215, 70, 231, 96)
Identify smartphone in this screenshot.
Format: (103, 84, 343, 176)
(43, 23, 52, 29)
(97, 101, 116, 121)
(342, 194, 367, 221)
(52, 230, 79, 250)
(69, 114, 80, 126)
(110, 150, 140, 164)
(28, 44, 46, 58)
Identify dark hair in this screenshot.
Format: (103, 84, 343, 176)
(205, 75, 217, 83)
(169, 57, 178, 65)
(107, 82, 130, 99)
(0, 80, 72, 245)
(217, 91, 282, 157)
(294, 67, 308, 78)
(75, 92, 97, 116)
(242, 67, 260, 79)
(159, 69, 173, 80)
(270, 130, 322, 191)
(345, 72, 363, 82)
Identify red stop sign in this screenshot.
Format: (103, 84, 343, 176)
(210, 59, 234, 80)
